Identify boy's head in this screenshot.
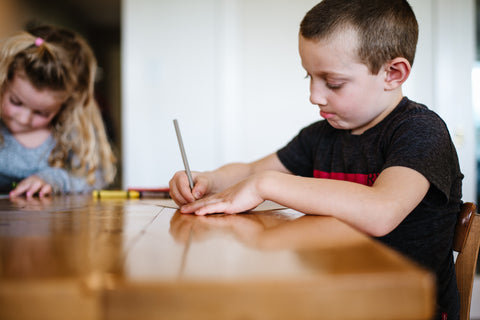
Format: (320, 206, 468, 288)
(300, 0, 418, 75)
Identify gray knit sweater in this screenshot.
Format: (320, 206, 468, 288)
(0, 125, 104, 194)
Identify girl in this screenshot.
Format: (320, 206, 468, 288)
(0, 25, 116, 198)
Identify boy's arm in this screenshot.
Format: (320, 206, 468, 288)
(181, 163, 430, 237)
(260, 165, 429, 237)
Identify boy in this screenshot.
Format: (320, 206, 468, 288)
(169, 0, 463, 318)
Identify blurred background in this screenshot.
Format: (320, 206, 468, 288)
(0, 0, 478, 317)
(0, 0, 122, 186)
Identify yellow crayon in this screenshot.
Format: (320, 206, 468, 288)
(92, 190, 140, 199)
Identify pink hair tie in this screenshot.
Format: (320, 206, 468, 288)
(34, 37, 44, 46)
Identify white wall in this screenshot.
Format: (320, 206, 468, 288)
(122, 0, 218, 187)
(122, 0, 476, 204)
(122, 0, 318, 188)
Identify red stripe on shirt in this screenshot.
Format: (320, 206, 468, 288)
(313, 170, 379, 186)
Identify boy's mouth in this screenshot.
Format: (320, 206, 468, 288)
(320, 110, 335, 119)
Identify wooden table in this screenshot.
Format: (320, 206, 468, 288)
(0, 196, 434, 320)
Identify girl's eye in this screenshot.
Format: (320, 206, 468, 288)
(34, 111, 50, 118)
(9, 97, 22, 106)
(304, 73, 311, 79)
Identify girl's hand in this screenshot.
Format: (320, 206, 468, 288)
(169, 171, 212, 206)
(9, 175, 53, 198)
(179, 174, 265, 216)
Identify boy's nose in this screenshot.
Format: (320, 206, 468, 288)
(309, 82, 327, 106)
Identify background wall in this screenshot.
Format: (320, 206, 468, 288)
(122, 0, 477, 205)
(122, 0, 319, 189)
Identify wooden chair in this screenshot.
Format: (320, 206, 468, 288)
(454, 202, 480, 320)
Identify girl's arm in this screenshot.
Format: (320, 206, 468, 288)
(36, 167, 105, 193)
(9, 175, 53, 198)
(10, 167, 105, 198)
(180, 155, 430, 237)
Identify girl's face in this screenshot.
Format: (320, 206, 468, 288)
(1, 73, 66, 135)
(299, 30, 397, 135)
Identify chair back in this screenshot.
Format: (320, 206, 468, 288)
(454, 202, 480, 320)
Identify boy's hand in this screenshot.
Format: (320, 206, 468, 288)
(169, 171, 211, 206)
(9, 176, 53, 198)
(179, 174, 264, 216)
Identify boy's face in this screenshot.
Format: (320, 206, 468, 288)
(299, 29, 395, 135)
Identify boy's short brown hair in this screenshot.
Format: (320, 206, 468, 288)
(300, 0, 418, 75)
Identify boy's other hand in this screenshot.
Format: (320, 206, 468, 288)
(179, 175, 264, 216)
(9, 175, 53, 198)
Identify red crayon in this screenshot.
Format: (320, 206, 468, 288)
(127, 187, 171, 198)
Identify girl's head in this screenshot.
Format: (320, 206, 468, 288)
(0, 25, 97, 128)
(0, 25, 116, 187)
(1, 71, 66, 135)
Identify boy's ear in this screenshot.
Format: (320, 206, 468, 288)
(383, 57, 411, 91)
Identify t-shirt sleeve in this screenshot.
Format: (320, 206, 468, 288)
(277, 122, 321, 177)
(382, 112, 461, 202)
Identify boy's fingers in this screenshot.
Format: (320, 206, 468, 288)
(181, 196, 221, 215)
(192, 181, 207, 200)
(169, 178, 191, 205)
(170, 189, 188, 206)
(194, 201, 232, 216)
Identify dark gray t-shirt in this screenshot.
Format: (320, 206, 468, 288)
(277, 97, 463, 320)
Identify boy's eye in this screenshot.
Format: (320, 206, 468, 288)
(326, 83, 343, 90)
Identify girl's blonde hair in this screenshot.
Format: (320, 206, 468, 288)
(0, 25, 116, 186)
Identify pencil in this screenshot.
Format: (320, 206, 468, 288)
(173, 119, 194, 190)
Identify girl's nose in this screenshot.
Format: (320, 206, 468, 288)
(16, 108, 33, 125)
